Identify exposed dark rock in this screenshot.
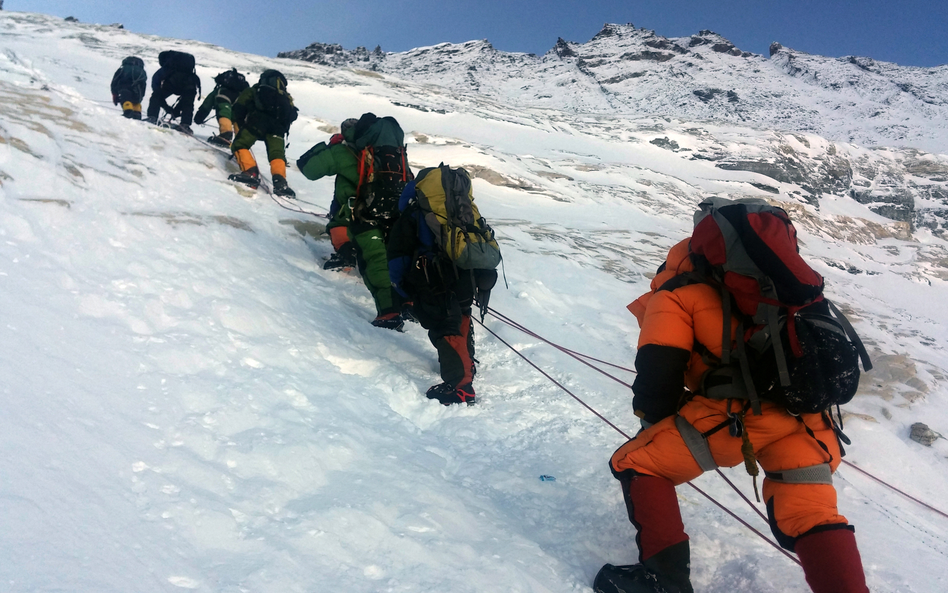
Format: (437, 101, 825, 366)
(594, 23, 634, 39)
(554, 37, 577, 58)
(602, 72, 645, 84)
(650, 137, 680, 151)
(717, 159, 806, 185)
(645, 39, 689, 54)
(389, 101, 446, 114)
(769, 42, 783, 56)
(65, 16, 78, 22)
(618, 51, 675, 63)
(848, 56, 876, 72)
(750, 182, 779, 193)
(694, 88, 725, 102)
(910, 422, 940, 446)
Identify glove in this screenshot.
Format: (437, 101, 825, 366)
(329, 133, 344, 145)
(193, 109, 208, 125)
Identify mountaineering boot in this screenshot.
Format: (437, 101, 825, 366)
(171, 123, 193, 135)
(593, 564, 665, 593)
(593, 541, 692, 593)
(207, 130, 233, 147)
(642, 541, 693, 593)
(272, 174, 296, 198)
(401, 301, 419, 324)
(323, 242, 358, 271)
(145, 115, 158, 125)
(795, 528, 869, 593)
(371, 312, 405, 331)
(228, 166, 260, 189)
(425, 382, 475, 406)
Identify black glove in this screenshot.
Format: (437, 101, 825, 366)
(193, 108, 208, 125)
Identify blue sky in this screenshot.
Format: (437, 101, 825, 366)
(11, 0, 948, 67)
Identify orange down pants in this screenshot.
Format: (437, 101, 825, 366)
(611, 396, 848, 549)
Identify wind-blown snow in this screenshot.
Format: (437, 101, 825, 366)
(1, 11, 947, 593)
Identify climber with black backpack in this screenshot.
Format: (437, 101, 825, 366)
(387, 164, 500, 405)
(228, 69, 299, 197)
(597, 197, 872, 593)
(110, 56, 147, 120)
(194, 68, 249, 148)
(145, 50, 201, 134)
(297, 113, 414, 329)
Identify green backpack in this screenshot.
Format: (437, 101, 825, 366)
(414, 164, 502, 270)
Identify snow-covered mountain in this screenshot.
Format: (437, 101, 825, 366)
(280, 24, 948, 155)
(2, 10, 948, 593)
(280, 26, 948, 234)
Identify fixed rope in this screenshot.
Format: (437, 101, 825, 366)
(483, 306, 948, 525)
(842, 459, 948, 520)
(486, 307, 635, 389)
(473, 315, 799, 565)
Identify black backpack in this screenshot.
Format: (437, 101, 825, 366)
(254, 69, 298, 132)
(213, 68, 249, 93)
(158, 50, 195, 73)
(113, 56, 146, 94)
(684, 197, 872, 415)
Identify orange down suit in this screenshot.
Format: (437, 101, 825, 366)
(609, 238, 871, 593)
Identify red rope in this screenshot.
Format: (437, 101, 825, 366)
(268, 193, 329, 218)
(486, 308, 635, 388)
(475, 319, 633, 440)
(485, 308, 948, 527)
(842, 459, 948, 520)
(687, 481, 801, 565)
(475, 316, 794, 560)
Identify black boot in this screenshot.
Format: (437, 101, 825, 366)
(207, 130, 233, 147)
(371, 312, 405, 331)
(272, 174, 296, 198)
(323, 242, 358, 271)
(228, 167, 260, 189)
(593, 564, 664, 593)
(425, 382, 475, 406)
(643, 541, 693, 593)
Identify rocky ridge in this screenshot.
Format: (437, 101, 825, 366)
(280, 26, 948, 233)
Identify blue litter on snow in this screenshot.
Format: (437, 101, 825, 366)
(539, 475, 556, 482)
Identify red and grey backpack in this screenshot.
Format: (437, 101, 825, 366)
(686, 197, 872, 416)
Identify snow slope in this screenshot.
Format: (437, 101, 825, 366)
(1, 11, 947, 593)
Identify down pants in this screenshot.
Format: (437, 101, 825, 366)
(412, 270, 475, 390)
(610, 396, 869, 593)
(612, 397, 847, 552)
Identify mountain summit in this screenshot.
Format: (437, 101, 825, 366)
(279, 24, 948, 153)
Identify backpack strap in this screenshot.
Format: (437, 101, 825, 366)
(826, 299, 873, 371)
(733, 319, 763, 415)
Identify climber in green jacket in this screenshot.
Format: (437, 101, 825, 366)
(296, 116, 409, 330)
